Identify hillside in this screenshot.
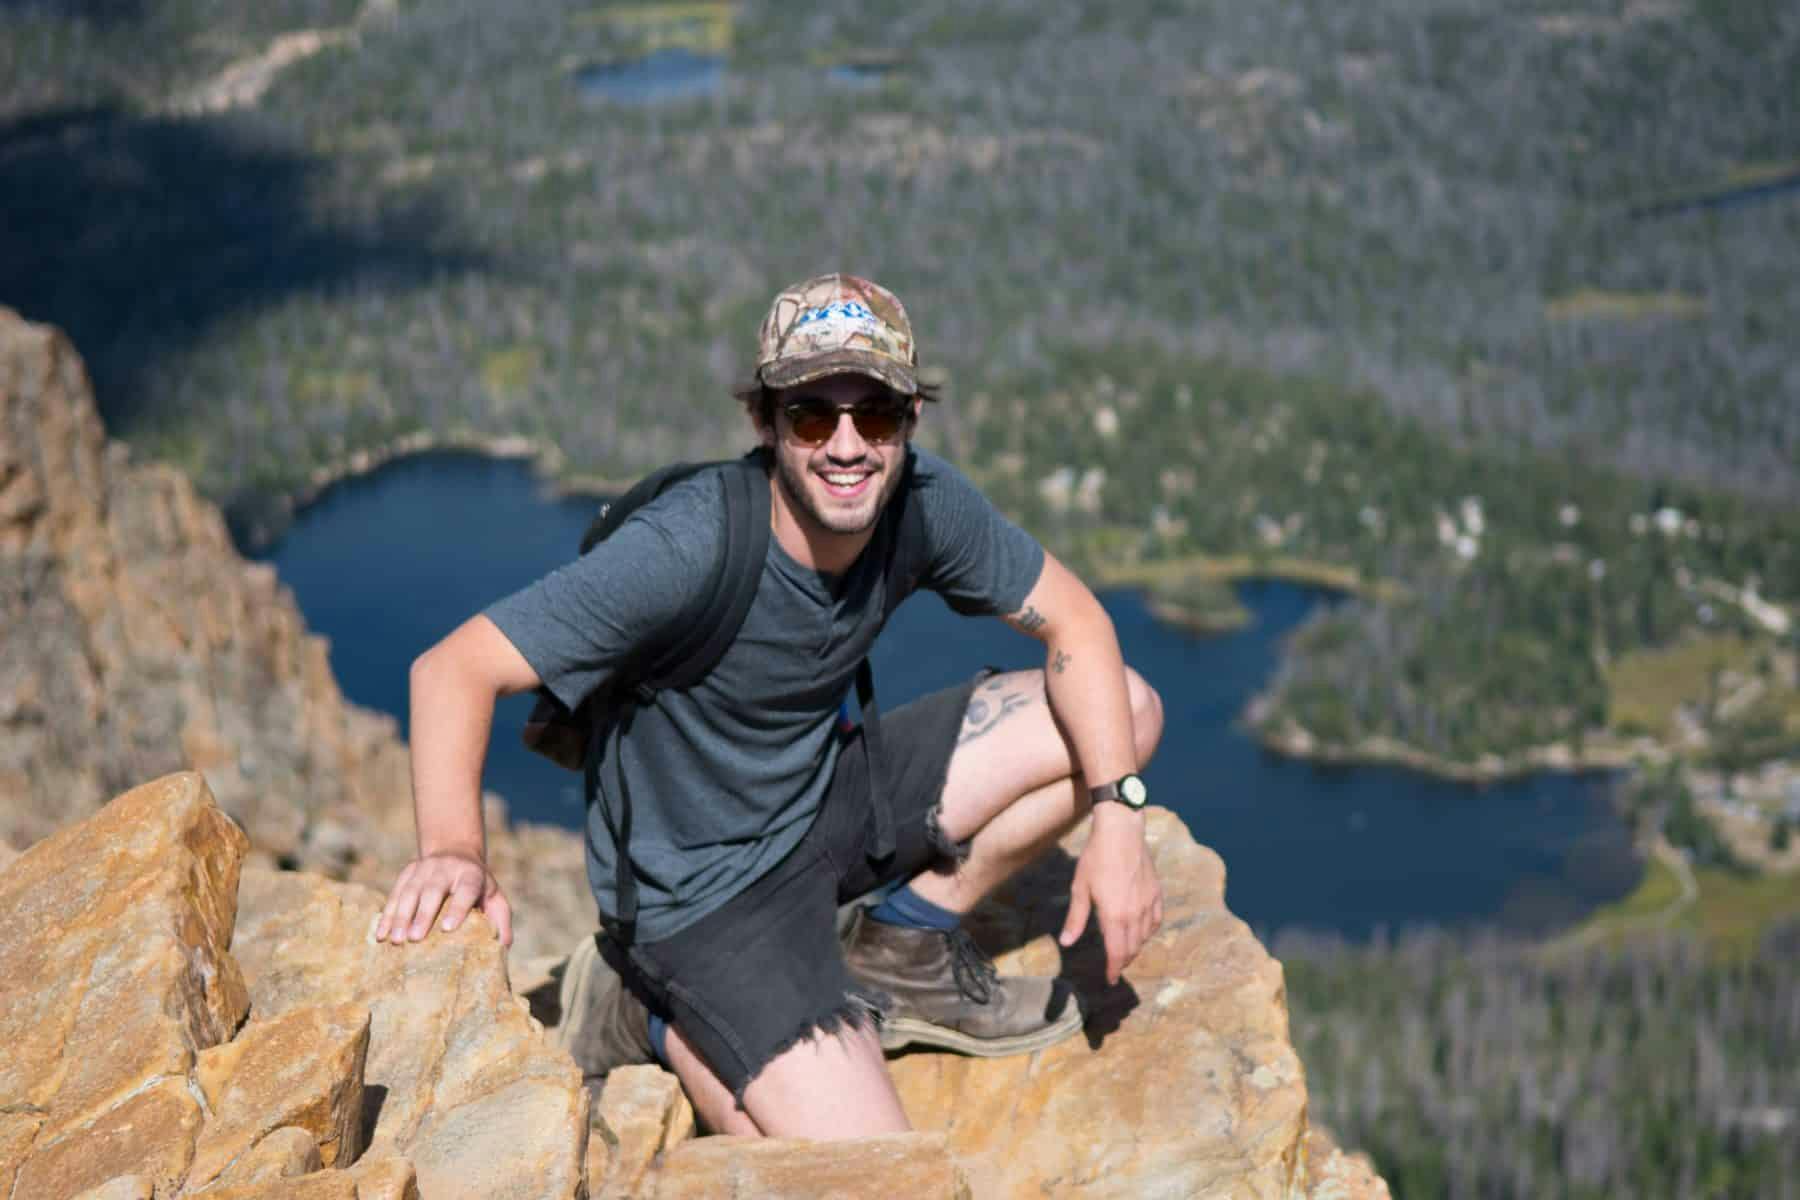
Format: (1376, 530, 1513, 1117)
(4, 0, 1797, 778)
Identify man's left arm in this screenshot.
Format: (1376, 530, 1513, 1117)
(1004, 550, 1163, 984)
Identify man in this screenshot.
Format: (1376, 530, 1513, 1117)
(375, 274, 1164, 1138)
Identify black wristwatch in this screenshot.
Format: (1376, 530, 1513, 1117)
(1090, 773, 1149, 811)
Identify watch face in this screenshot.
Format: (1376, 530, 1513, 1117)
(1121, 774, 1149, 807)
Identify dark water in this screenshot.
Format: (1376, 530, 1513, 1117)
(254, 451, 1640, 939)
(1632, 169, 1800, 218)
(573, 50, 910, 105)
(575, 49, 724, 104)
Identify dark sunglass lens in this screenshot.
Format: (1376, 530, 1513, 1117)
(786, 403, 838, 443)
(851, 406, 904, 441)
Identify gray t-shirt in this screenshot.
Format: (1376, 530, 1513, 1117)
(485, 448, 1045, 940)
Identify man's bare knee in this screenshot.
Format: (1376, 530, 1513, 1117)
(1126, 667, 1164, 766)
(740, 1021, 909, 1139)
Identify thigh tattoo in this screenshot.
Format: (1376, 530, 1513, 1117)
(956, 676, 1037, 747)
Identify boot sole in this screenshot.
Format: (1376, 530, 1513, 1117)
(879, 1006, 1084, 1057)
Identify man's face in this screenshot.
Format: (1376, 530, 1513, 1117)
(761, 374, 918, 540)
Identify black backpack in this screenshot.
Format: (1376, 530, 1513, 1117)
(521, 445, 930, 943)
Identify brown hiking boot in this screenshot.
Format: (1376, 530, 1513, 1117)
(554, 932, 655, 1090)
(841, 910, 1083, 1057)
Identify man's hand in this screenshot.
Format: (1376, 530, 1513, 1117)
(375, 851, 514, 948)
(1058, 807, 1162, 984)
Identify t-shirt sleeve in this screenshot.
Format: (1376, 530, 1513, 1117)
(911, 449, 1045, 617)
(483, 476, 723, 711)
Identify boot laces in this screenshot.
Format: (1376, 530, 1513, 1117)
(947, 927, 998, 1006)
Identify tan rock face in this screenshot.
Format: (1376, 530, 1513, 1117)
(188, 1004, 371, 1188)
(1301, 1129, 1393, 1200)
(73, 1176, 157, 1200)
(211, 1126, 324, 1187)
(887, 811, 1309, 1199)
(344, 1155, 420, 1200)
(230, 867, 588, 1199)
(0, 772, 246, 1193)
(198, 1170, 359, 1200)
(590, 1065, 693, 1199)
(650, 1132, 970, 1199)
(12, 1077, 203, 1200)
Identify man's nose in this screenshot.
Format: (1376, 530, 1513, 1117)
(824, 411, 867, 458)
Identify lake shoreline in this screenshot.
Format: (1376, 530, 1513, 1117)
(232, 432, 635, 551)
(244, 439, 1689, 793)
(1246, 705, 1659, 785)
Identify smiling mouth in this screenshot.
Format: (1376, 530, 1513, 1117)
(819, 469, 875, 496)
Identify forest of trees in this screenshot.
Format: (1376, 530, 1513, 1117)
(1278, 925, 1800, 1199)
(6, 1, 1798, 1191)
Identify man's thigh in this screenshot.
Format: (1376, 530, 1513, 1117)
(934, 670, 1082, 843)
(615, 837, 883, 1105)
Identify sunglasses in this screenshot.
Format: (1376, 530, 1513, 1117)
(781, 398, 910, 446)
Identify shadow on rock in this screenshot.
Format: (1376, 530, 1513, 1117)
(963, 844, 1142, 1050)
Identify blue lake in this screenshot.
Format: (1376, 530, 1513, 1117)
(253, 451, 1640, 940)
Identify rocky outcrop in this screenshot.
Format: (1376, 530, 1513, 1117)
(0, 308, 406, 867)
(0, 307, 592, 962)
(0, 772, 246, 1199)
(0, 771, 586, 1199)
(2, 772, 1391, 1200)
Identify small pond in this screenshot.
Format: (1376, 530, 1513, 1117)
(253, 451, 1641, 940)
(576, 48, 725, 105)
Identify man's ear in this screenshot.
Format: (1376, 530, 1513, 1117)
(749, 404, 775, 448)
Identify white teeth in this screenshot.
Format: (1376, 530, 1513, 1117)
(824, 473, 868, 486)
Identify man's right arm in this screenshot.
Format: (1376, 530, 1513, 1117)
(374, 614, 542, 948)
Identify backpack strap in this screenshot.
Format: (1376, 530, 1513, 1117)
(880, 447, 930, 621)
(859, 448, 931, 864)
(643, 449, 771, 692)
(598, 448, 771, 944)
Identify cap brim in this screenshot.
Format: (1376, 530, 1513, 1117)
(759, 348, 918, 396)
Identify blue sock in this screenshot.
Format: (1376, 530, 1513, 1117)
(867, 883, 960, 932)
(648, 1012, 671, 1069)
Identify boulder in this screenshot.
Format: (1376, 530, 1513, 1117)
(0, 774, 591, 1199)
(344, 1156, 420, 1200)
(187, 1004, 371, 1188)
(1300, 1129, 1392, 1200)
(229, 867, 588, 1199)
(589, 1065, 694, 1198)
(0, 772, 246, 1196)
(649, 1132, 970, 1199)
(206, 1127, 323, 1187)
(197, 1172, 358, 1200)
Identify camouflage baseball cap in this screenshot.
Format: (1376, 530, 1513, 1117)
(755, 273, 919, 395)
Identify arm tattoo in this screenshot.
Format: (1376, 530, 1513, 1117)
(958, 687, 1034, 746)
(1051, 650, 1071, 675)
(1006, 605, 1048, 635)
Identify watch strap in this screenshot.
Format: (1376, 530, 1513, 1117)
(1090, 773, 1148, 811)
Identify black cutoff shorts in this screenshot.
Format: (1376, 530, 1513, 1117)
(599, 672, 986, 1103)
